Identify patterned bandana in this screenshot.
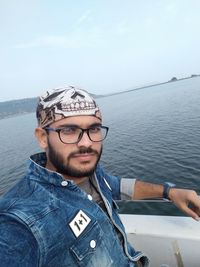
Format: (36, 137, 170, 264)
(36, 86, 101, 128)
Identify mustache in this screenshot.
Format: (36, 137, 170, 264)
(69, 147, 99, 157)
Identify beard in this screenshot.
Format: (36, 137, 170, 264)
(47, 140, 102, 178)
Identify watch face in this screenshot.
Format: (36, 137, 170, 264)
(165, 182, 176, 187)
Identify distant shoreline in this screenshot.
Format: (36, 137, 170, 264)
(104, 74, 200, 97)
(0, 75, 199, 120)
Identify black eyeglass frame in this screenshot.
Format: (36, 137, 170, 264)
(44, 125, 109, 144)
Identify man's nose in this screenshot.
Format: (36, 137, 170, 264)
(77, 131, 92, 147)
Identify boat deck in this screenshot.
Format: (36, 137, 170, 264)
(120, 214, 200, 267)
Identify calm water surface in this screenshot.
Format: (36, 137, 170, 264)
(1, 78, 200, 214)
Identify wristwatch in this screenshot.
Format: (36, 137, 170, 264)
(163, 182, 176, 200)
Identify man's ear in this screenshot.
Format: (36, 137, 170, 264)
(35, 127, 48, 149)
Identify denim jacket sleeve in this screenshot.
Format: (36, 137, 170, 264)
(0, 214, 39, 267)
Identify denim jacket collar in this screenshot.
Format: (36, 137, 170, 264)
(29, 152, 74, 187)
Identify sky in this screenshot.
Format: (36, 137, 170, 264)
(0, 0, 200, 102)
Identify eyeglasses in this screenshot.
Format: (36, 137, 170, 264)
(44, 125, 109, 144)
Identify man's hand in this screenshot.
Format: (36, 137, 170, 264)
(133, 180, 200, 220)
(169, 188, 200, 221)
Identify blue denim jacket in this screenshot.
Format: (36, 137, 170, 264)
(0, 153, 149, 267)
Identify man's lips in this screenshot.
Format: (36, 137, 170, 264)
(71, 152, 96, 160)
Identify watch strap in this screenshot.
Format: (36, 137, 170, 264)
(163, 182, 176, 200)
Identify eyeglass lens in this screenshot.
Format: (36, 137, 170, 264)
(59, 126, 108, 144)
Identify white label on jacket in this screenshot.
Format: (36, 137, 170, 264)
(69, 210, 91, 237)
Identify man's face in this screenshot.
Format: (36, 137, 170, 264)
(45, 115, 103, 181)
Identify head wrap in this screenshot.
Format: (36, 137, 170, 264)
(36, 86, 101, 128)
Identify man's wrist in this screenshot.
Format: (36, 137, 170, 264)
(163, 182, 176, 200)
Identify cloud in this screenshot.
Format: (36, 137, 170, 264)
(13, 12, 132, 50)
(13, 34, 92, 49)
(74, 9, 91, 28)
(13, 10, 94, 49)
(116, 21, 133, 35)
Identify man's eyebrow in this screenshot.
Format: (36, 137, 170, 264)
(56, 123, 79, 128)
(88, 123, 102, 127)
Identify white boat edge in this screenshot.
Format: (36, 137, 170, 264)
(120, 214, 200, 267)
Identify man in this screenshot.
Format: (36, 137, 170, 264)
(0, 86, 199, 267)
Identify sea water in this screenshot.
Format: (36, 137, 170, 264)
(0, 77, 200, 214)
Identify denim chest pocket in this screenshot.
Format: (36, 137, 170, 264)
(70, 221, 114, 267)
